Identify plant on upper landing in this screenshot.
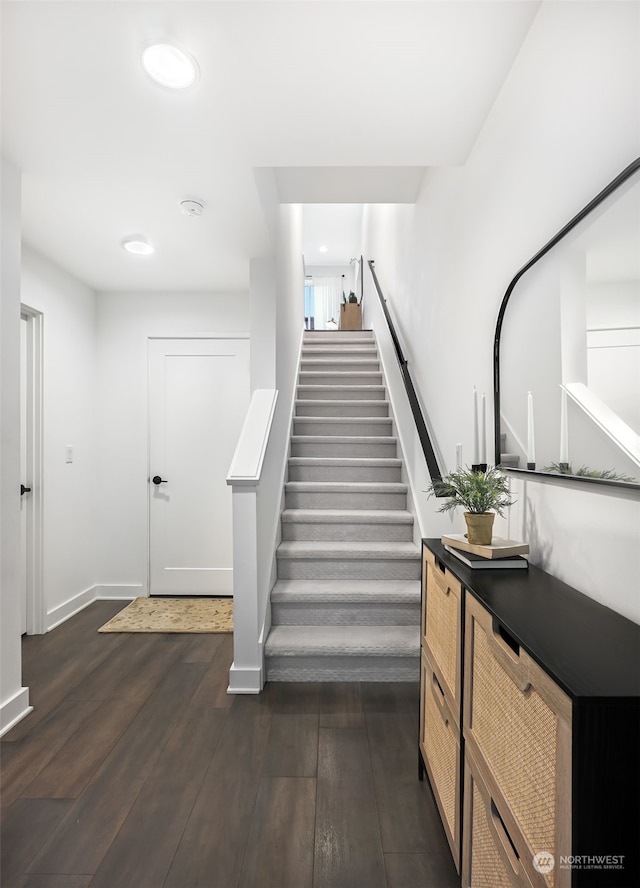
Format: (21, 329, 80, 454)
(543, 462, 636, 483)
(427, 465, 516, 515)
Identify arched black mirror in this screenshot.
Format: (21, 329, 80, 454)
(494, 158, 640, 491)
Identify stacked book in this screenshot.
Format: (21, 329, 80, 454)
(441, 534, 529, 569)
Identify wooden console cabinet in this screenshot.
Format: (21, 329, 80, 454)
(339, 302, 362, 330)
(419, 539, 639, 888)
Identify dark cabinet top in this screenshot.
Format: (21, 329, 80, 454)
(423, 539, 640, 700)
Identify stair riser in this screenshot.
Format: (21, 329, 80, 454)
(271, 602, 420, 626)
(290, 440, 397, 458)
(265, 655, 419, 682)
(297, 387, 386, 401)
(293, 419, 392, 437)
(276, 559, 421, 581)
(300, 361, 380, 374)
(295, 402, 389, 418)
(287, 465, 401, 483)
(285, 491, 407, 510)
(299, 373, 383, 387)
(281, 522, 414, 542)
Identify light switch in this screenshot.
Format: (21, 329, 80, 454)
(65, 445, 73, 463)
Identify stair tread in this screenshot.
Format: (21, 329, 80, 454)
(271, 579, 420, 602)
(300, 360, 380, 367)
(297, 385, 385, 391)
(265, 624, 420, 656)
(277, 540, 420, 559)
(285, 480, 406, 492)
(291, 435, 397, 444)
(288, 457, 401, 467)
(294, 416, 391, 423)
(295, 399, 389, 408)
(281, 508, 413, 524)
(302, 346, 378, 353)
(298, 372, 382, 378)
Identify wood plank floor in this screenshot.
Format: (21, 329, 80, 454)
(1, 601, 460, 888)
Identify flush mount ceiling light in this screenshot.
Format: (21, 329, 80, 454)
(121, 236, 155, 256)
(141, 42, 198, 89)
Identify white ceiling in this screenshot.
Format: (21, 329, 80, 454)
(1, 1, 541, 293)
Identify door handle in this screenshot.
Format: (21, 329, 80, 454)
(151, 475, 167, 486)
(20, 484, 32, 496)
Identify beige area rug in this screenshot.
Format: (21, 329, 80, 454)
(98, 597, 233, 633)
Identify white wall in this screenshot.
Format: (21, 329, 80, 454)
(587, 281, 640, 433)
(250, 257, 276, 390)
(95, 291, 250, 595)
(21, 247, 98, 627)
(361, 0, 640, 623)
(254, 204, 304, 624)
(0, 156, 30, 734)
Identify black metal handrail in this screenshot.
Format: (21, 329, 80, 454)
(367, 259, 442, 483)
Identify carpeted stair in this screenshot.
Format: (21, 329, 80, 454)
(264, 329, 421, 682)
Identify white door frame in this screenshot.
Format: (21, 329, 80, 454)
(20, 305, 44, 635)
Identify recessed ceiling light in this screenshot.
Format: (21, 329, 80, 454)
(141, 43, 198, 89)
(319, 245, 328, 253)
(121, 236, 155, 256)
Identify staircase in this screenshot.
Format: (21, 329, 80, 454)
(264, 329, 421, 682)
(500, 431, 521, 468)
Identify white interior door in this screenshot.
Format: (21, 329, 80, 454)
(20, 317, 28, 634)
(148, 337, 249, 596)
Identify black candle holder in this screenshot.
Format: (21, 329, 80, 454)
(527, 462, 536, 471)
(558, 462, 570, 473)
(471, 463, 488, 473)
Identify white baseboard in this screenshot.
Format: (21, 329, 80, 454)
(46, 585, 98, 631)
(45, 585, 143, 632)
(96, 585, 145, 600)
(227, 662, 264, 694)
(0, 686, 32, 737)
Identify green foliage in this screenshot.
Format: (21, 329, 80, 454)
(427, 465, 515, 516)
(543, 463, 636, 483)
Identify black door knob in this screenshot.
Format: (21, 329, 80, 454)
(20, 484, 32, 496)
(152, 475, 167, 485)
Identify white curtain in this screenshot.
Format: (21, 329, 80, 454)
(313, 276, 343, 329)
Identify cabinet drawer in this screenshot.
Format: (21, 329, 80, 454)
(422, 545, 463, 712)
(463, 749, 536, 888)
(420, 649, 461, 871)
(464, 593, 572, 888)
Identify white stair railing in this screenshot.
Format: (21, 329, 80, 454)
(226, 388, 278, 693)
(565, 382, 640, 468)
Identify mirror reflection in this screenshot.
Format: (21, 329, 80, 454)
(496, 161, 640, 487)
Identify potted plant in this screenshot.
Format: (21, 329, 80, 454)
(427, 465, 515, 545)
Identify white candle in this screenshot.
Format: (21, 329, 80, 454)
(479, 393, 486, 463)
(472, 387, 479, 464)
(527, 391, 535, 464)
(560, 386, 569, 463)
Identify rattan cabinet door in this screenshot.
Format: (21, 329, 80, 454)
(464, 593, 572, 888)
(420, 648, 461, 871)
(462, 748, 536, 888)
(422, 545, 463, 716)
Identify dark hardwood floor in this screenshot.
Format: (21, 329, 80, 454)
(1, 601, 460, 888)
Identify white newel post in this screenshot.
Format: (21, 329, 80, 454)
(226, 389, 278, 694)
